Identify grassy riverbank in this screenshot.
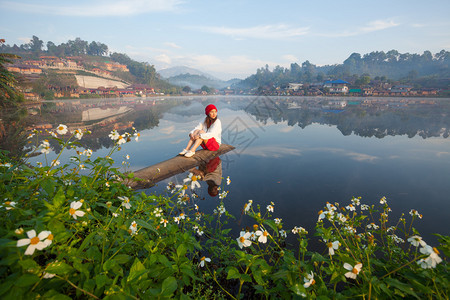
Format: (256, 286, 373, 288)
(0, 125, 448, 299)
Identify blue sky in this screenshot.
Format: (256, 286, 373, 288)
(1, 0, 449, 80)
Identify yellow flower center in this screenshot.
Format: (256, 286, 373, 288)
(30, 236, 40, 245)
(58, 126, 64, 131)
(69, 208, 76, 215)
(263, 231, 268, 237)
(239, 237, 245, 243)
(311, 279, 316, 285)
(200, 256, 206, 261)
(318, 210, 323, 215)
(327, 242, 332, 248)
(132, 223, 137, 228)
(433, 247, 440, 255)
(5, 201, 10, 205)
(182, 185, 188, 190)
(352, 268, 359, 274)
(47, 234, 54, 241)
(192, 176, 198, 181)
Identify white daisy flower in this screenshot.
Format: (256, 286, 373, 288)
(407, 235, 427, 247)
(237, 231, 252, 249)
(326, 240, 340, 256)
(118, 196, 131, 209)
(69, 201, 85, 219)
(56, 124, 68, 135)
(16, 230, 52, 255)
(198, 256, 211, 268)
(255, 230, 269, 244)
(344, 263, 362, 279)
(303, 272, 316, 288)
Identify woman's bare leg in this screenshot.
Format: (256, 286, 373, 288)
(190, 138, 205, 152)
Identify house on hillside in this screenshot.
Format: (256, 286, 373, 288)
(323, 79, 349, 94)
(390, 85, 412, 96)
(288, 83, 303, 91)
(22, 60, 45, 67)
(105, 62, 129, 72)
(7, 64, 42, 75)
(127, 84, 155, 95)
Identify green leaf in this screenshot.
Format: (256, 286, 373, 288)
(113, 254, 131, 264)
(253, 270, 265, 286)
(42, 289, 72, 300)
(76, 231, 97, 256)
(385, 278, 420, 299)
(290, 283, 307, 296)
(176, 244, 187, 259)
(160, 276, 177, 297)
(52, 189, 66, 208)
(18, 259, 39, 271)
(48, 219, 65, 234)
(263, 219, 278, 233)
(226, 266, 240, 280)
(95, 274, 109, 289)
(135, 219, 157, 234)
(128, 258, 148, 282)
(103, 259, 118, 272)
(41, 178, 56, 196)
(46, 261, 73, 275)
(14, 274, 40, 287)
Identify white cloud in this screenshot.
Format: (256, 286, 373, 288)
(345, 152, 378, 162)
(155, 54, 172, 64)
(242, 146, 302, 158)
(1, 0, 183, 16)
(279, 127, 295, 133)
(159, 125, 176, 135)
(189, 24, 309, 40)
(165, 42, 182, 49)
(436, 151, 450, 157)
(360, 20, 399, 33)
(310, 147, 378, 162)
(282, 54, 299, 62)
(320, 19, 400, 37)
(154, 53, 275, 78)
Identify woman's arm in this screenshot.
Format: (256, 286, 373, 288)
(190, 122, 204, 135)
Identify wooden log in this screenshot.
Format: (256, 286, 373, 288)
(126, 144, 235, 190)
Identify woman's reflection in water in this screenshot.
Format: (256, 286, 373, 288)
(189, 157, 222, 197)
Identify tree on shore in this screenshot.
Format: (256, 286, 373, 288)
(0, 39, 24, 107)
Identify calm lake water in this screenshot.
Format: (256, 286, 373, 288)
(8, 95, 450, 247)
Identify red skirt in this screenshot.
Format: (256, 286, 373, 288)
(201, 137, 220, 151)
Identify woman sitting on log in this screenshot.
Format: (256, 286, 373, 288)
(179, 104, 222, 158)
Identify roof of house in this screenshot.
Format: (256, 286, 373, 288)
(324, 79, 349, 84)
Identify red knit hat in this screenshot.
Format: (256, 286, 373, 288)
(205, 104, 217, 115)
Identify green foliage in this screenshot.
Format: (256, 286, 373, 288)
(0, 127, 448, 299)
(0, 39, 24, 107)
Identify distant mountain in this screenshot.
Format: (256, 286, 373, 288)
(158, 66, 218, 80)
(165, 73, 241, 90)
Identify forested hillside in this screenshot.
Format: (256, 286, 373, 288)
(234, 50, 450, 90)
(0, 36, 172, 90)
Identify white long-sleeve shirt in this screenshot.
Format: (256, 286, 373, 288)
(190, 118, 222, 145)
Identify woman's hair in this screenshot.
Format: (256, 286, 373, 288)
(204, 115, 217, 129)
